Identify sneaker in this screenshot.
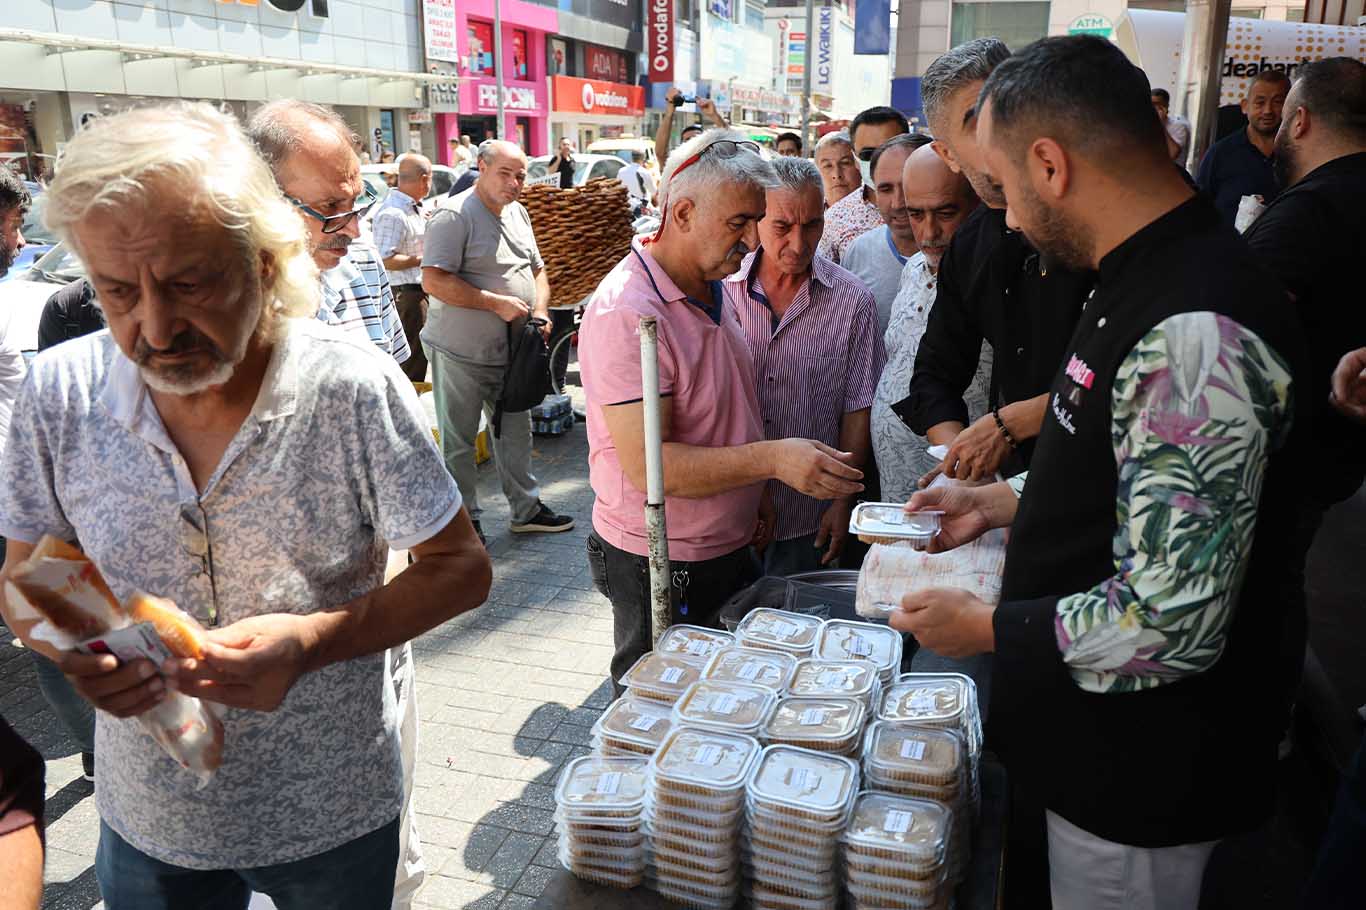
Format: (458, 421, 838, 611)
(510, 503, 575, 534)
(82, 751, 95, 782)
(473, 520, 487, 547)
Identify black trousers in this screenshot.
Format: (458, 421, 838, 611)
(394, 283, 428, 383)
(587, 531, 759, 693)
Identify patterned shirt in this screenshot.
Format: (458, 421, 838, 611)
(370, 188, 427, 287)
(723, 251, 884, 540)
(0, 319, 462, 868)
(816, 187, 884, 265)
(316, 242, 411, 365)
(872, 253, 992, 503)
(1037, 311, 1294, 693)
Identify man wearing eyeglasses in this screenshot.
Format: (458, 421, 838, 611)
(580, 130, 866, 691)
(816, 107, 909, 265)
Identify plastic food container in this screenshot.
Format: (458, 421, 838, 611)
(786, 658, 881, 703)
(655, 624, 735, 666)
(814, 620, 903, 683)
(590, 694, 674, 757)
(747, 745, 860, 822)
(842, 791, 952, 871)
(554, 755, 649, 889)
(863, 722, 964, 789)
(879, 677, 968, 729)
(735, 608, 823, 655)
(849, 503, 943, 544)
(762, 696, 866, 754)
(555, 755, 649, 817)
(702, 646, 798, 693)
(671, 681, 777, 735)
(619, 651, 701, 704)
(651, 728, 762, 795)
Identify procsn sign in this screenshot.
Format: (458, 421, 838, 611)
(219, 0, 331, 18)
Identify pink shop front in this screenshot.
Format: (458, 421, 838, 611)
(433, 0, 555, 159)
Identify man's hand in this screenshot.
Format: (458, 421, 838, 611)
(940, 413, 1011, 481)
(888, 587, 995, 658)
(752, 490, 776, 553)
(491, 293, 532, 323)
(166, 613, 322, 712)
(697, 98, 726, 127)
(904, 483, 1013, 553)
(532, 309, 552, 342)
(769, 439, 864, 500)
(56, 652, 166, 718)
(815, 499, 852, 566)
(1331, 347, 1366, 423)
(664, 87, 682, 104)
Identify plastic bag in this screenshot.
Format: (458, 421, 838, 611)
(854, 529, 1008, 619)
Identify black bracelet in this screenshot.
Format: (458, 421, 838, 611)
(993, 408, 1018, 450)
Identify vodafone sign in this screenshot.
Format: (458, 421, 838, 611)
(648, 0, 674, 83)
(553, 76, 645, 117)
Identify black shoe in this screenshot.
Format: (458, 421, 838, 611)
(473, 520, 487, 547)
(82, 751, 95, 782)
(510, 503, 575, 534)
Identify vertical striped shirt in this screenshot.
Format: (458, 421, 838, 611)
(370, 189, 427, 286)
(316, 241, 411, 365)
(723, 251, 885, 540)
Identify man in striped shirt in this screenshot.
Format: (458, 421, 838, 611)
(371, 153, 432, 381)
(724, 157, 885, 575)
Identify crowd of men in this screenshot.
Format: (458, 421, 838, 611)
(0, 29, 1363, 910)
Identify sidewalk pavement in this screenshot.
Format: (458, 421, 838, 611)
(2, 422, 610, 910)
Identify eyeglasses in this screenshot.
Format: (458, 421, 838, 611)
(654, 140, 763, 239)
(856, 147, 876, 161)
(287, 183, 380, 234)
(178, 501, 219, 627)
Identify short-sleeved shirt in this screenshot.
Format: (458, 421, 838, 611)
(579, 237, 765, 562)
(370, 188, 427, 286)
(841, 225, 907, 337)
(723, 251, 884, 541)
(316, 242, 410, 364)
(0, 319, 462, 869)
(1197, 127, 1279, 226)
(421, 188, 544, 366)
(816, 186, 884, 264)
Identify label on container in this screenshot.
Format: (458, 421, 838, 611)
(908, 693, 937, 712)
(899, 739, 927, 761)
(707, 693, 740, 716)
(814, 669, 851, 690)
(844, 635, 873, 658)
(799, 708, 827, 726)
(595, 771, 623, 795)
(659, 666, 685, 685)
(693, 744, 723, 766)
(628, 715, 659, 733)
(789, 767, 821, 793)
(736, 660, 763, 682)
(685, 639, 715, 657)
(884, 809, 914, 834)
(769, 619, 799, 640)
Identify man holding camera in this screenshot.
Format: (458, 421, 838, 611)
(654, 87, 729, 175)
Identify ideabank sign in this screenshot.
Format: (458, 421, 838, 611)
(222, 0, 330, 17)
(649, 0, 674, 83)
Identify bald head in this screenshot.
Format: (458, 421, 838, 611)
(475, 140, 530, 211)
(902, 144, 978, 270)
(478, 139, 527, 169)
(397, 152, 432, 200)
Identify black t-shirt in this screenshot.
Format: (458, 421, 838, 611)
(447, 170, 477, 197)
(555, 155, 575, 189)
(38, 277, 104, 352)
(1197, 127, 1279, 226)
(1245, 152, 1366, 505)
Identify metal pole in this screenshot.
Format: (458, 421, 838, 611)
(639, 316, 671, 648)
(494, 0, 506, 141)
(1175, 0, 1232, 172)
(800, 0, 814, 153)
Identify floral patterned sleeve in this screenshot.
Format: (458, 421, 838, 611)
(1053, 312, 1294, 694)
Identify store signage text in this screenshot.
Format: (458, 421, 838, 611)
(1222, 56, 1313, 78)
(649, 0, 674, 82)
(553, 76, 645, 117)
(1067, 14, 1114, 39)
(422, 0, 458, 64)
(816, 2, 833, 91)
(477, 82, 539, 113)
(220, 0, 330, 18)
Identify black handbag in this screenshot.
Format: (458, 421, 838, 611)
(493, 317, 551, 437)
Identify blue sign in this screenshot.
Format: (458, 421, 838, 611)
(854, 0, 890, 55)
(708, 0, 732, 21)
(891, 77, 924, 125)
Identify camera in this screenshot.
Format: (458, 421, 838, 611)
(670, 94, 695, 107)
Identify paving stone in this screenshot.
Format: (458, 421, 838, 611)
(511, 862, 557, 897)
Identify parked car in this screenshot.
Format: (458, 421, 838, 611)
(527, 153, 624, 187)
(360, 162, 465, 208)
(587, 138, 660, 178)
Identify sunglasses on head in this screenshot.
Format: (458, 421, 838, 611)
(654, 139, 763, 239)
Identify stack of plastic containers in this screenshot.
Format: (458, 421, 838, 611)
(815, 619, 904, 690)
(702, 646, 798, 693)
(842, 791, 953, 910)
(554, 755, 650, 889)
(861, 721, 969, 880)
(788, 658, 883, 711)
(655, 624, 735, 666)
(671, 681, 777, 737)
(590, 693, 674, 757)
(646, 727, 761, 909)
(881, 673, 982, 808)
(735, 608, 823, 656)
(761, 696, 866, 756)
(743, 745, 860, 910)
(620, 652, 702, 705)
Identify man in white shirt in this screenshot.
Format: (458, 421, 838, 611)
(0, 169, 29, 461)
(618, 150, 657, 209)
(372, 153, 433, 381)
(1153, 88, 1191, 166)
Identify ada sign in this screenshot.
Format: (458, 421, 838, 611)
(1068, 14, 1114, 38)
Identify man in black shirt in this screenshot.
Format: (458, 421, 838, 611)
(1197, 69, 1289, 225)
(901, 38, 1092, 482)
(893, 36, 1306, 909)
(37, 277, 103, 350)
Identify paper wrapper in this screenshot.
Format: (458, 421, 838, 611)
(6, 539, 224, 786)
(854, 529, 1007, 620)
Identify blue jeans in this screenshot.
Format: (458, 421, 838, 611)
(96, 817, 400, 910)
(761, 533, 824, 577)
(1302, 731, 1366, 909)
(30, 650, 96, 754)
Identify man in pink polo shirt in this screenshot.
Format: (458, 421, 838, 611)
(580, 129, 867, 686)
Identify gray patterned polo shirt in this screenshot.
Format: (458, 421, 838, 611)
(0, 318, 461, 869)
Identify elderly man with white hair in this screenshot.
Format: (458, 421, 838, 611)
(724, 156, 884, 575)
(579, 128, 865, 688)
(0, 102, 491, 909)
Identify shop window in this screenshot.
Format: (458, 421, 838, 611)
(949, 2, 1050, 50)
(1285, 7, 1305, 20)
(1230, 7, 1265, 17)
(467, 20, 495, 76)
(512, 29, 530, 80)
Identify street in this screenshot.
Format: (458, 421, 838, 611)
(2, 424, 608, 910)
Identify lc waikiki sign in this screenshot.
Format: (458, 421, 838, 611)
(219, 0, 331, 17)
(649, 0, 674, 83)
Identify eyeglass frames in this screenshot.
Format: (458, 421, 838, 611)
(654, 140, 763, 239)
(856, 147, 877, 161)
(287, 183, 380, 234)
(178, 501, 219, 627)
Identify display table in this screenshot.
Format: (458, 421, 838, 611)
(533, 758, 1006, 910)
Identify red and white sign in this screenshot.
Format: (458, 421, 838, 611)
(586, 46, 627, 82)
(552, 76, 645, 117)
(421, 0, 458, 64)
(648, 0, 674, 83)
